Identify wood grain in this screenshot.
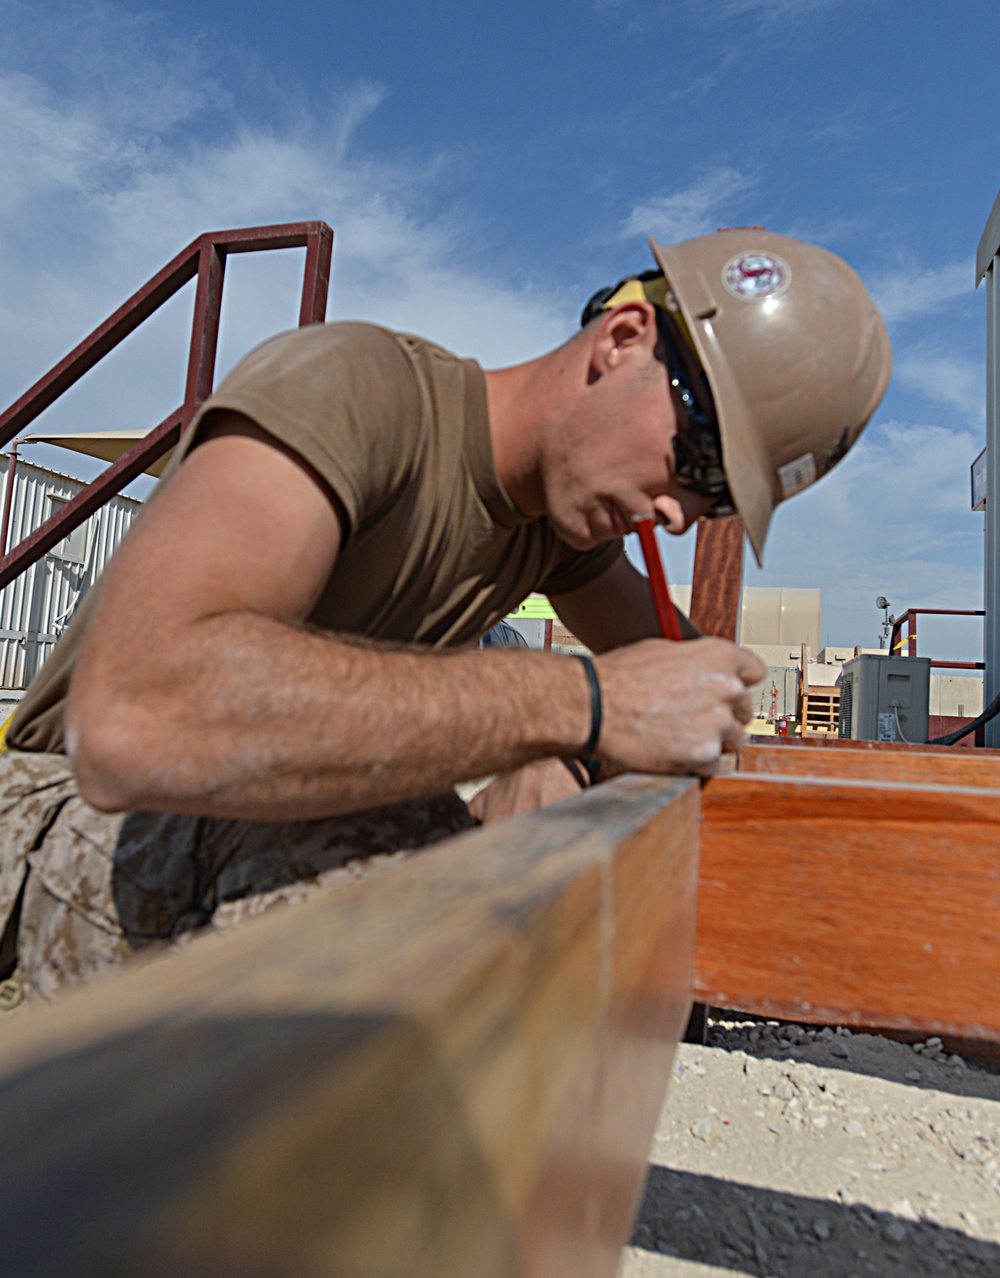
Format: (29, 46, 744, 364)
(689, 516, 745, 641)
(697, 773, 1000, 1042)
(0, 774, 700, 1278)
(741, 742, 1000, 787)
(750, 732, 1000, 757)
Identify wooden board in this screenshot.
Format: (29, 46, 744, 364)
(750, 732, 1000, 756)
(697, 772, 1000, 1042)
(741, 741, 1000, 788)
(689, 516, 744, 641)
(0, 774, 699, 1278)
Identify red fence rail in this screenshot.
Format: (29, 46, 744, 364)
(888, 607, 985, 670)
(0, 222, 333, 592)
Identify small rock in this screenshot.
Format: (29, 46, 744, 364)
(817, 1027, 834, 1041)
(810, 1114, 829, 1129)
(744, 1055, 760, 1075)
(884, 1220, 909, 1243)
(926, 1036, 943, 1048)
(766, 1121, 783, 1135)
(830, 1041, 850, 1059)
(690, 1117, 715, 1142)
(813, 1218, 831, 1240)
(845, 1120, 867, 1137)
(774, 1079, 795, 1100)
(948, 1054, 965, 1068)
(655, 1241, 675, 1255)
(890, 1198, 918, 1221)
(905, 1069, 922, 1081)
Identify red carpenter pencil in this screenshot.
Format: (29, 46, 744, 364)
(633, 514, 683, 642)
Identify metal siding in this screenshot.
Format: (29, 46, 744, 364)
(986, 257, 1000, 746)
(0, 458, 141, 689)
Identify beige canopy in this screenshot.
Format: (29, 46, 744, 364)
(19, 430, 174, 478)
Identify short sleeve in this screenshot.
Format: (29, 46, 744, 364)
(177, 323, 423, 541)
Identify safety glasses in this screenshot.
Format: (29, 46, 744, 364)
(654, 308, 735, 518)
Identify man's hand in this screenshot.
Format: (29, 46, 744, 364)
(592, 637, 765, 777)
(468, 757, 586, 826)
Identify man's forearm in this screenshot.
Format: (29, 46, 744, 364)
(67, 612, 591, 821)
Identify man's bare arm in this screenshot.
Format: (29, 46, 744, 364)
(549, 554, 699, 652)
(67, 420, 763, 821)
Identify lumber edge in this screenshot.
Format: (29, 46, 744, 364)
(0, 774, 700, 1278)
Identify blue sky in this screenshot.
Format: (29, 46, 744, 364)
(2, 0, 998, 658)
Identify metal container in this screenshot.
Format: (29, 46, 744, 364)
(837, 654, 931, 744)
(0, 458, 140, 689)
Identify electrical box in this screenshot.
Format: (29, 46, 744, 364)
(837, 654, 931, 744)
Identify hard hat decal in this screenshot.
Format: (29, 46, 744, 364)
(777, 453, 816, 499)
(722, 253, 791, 301)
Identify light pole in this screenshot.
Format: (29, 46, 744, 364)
(876, 596, 894, 650)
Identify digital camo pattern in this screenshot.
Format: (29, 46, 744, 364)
(0, 751, 473, 1007)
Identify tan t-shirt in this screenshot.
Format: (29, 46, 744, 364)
(9, 322, 621, 753)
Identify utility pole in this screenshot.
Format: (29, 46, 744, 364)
(978, 190, 1000, 747)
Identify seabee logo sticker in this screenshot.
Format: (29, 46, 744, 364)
(722, 252, 791, 301)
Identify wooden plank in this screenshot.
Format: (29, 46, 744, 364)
(741, 741, 1000, 787)
(689, 516, 745, 640)
(697, 773, 1000, 1042)
(750, 731, 1000, 756)
(0, 774, 699, 1278)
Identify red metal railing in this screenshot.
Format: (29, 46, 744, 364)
(889, 608, 985, 670)
(0, 222, 333, 591)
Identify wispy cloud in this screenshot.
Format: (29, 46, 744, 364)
(622, 167, 757, 243)
(749, 416, 984, 652)
(869, 260, 973, 324)
(896, 350, 984, 424)
(713, 0, 844, 20)
(0, 7, 575, 444)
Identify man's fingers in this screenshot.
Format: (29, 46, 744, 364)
(732, 688, 755, 725)
(735, 646, 768, 686)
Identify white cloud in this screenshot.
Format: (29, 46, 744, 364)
(896, 350, 984, 423)
(622, 167, 757, 244)
(869, 260, 973, 325)
(747, 416, 984, 655)
(0, 12, 575, 448)
(714, 0, 843, 19)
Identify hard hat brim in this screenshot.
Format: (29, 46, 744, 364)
(649, 236, 772, 566)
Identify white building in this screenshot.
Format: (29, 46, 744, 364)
(0, 456, 141, 697)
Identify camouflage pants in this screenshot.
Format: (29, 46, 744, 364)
(0, 751, 473, 1007)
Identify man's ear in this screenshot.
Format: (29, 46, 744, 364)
(589, 301, 659, 377)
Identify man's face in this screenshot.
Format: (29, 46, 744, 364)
(542, 318, 717, 551)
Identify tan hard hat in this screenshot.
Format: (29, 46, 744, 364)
(649, 229, 891, 564)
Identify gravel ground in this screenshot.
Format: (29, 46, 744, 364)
(618, 1016, 1000, 1278)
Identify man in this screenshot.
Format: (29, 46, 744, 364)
(0, 229, 890, 1004)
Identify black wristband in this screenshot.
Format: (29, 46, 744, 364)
(561, 757, 590, 789)
(575, 654, 602, 759)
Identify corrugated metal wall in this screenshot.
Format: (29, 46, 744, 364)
(0, 458, 141, 689)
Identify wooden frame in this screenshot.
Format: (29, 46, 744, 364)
(741, 740, 1000, 786)
(697, 769, 1000, 1042)
(0, 775, 699, 1278)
